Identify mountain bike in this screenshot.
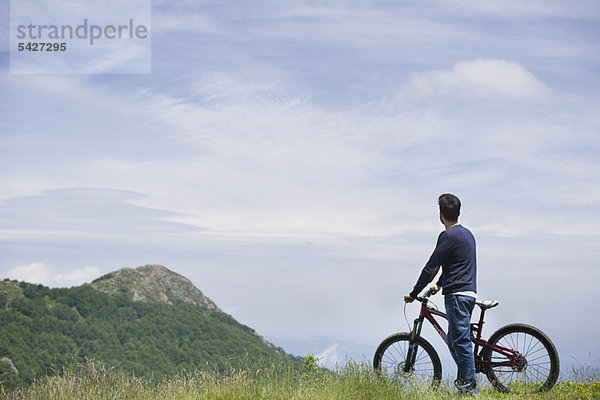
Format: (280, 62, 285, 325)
(373, 289, 559, 393)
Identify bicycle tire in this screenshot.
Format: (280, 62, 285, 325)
(481, 323, 559, 393)
(373, 332, 442, 387)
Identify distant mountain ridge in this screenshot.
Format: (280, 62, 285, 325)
(91, 264, 221, 312)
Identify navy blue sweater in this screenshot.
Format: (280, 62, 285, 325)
(410, 225, 477, 298)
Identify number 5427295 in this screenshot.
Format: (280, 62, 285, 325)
(18, 42, 67, 51)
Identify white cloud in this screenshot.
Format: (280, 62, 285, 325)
(403, 59, 550, 100)
(316, 343, 341, 368)
(5, 262, 100, 287)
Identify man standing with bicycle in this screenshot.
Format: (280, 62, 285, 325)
(404, 193, 478, 395)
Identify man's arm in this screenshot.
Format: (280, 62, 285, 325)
(405, 234, 447, 302)
(411, 257, 441, 297)
(404, 263, 441, 302)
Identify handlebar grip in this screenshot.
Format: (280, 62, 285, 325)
(414, 288, 436, 303)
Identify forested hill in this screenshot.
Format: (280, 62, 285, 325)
(0, 265, 301, 387)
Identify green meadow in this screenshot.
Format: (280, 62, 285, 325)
(2, 358, 599, 400)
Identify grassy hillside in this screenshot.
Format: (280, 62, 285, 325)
(2, 359, 599, 400)
(0, 266, 301, 389)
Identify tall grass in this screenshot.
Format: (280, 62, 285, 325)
(2, 358, 599, 400)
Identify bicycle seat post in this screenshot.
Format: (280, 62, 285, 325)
(471, 305, 486, 357)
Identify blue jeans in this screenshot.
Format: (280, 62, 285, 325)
(445, 294, 477, 392)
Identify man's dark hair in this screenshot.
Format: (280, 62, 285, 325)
(438, 193, 461, 222)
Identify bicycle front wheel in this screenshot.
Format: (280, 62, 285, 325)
(482, 323, 559, 393)
(373, 332, 442, 387)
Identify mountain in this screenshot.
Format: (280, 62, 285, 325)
(0, 265, 301, 388)
(91, 264, 221, 312)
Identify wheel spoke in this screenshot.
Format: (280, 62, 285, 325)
(374, 334, 440, 387)
(485, 325, 558, 394)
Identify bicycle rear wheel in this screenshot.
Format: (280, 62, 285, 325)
(373, 332, 442, 388)
(482, 323, 559, 393)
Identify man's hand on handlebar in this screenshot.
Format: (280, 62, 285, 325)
(405, 285, 440, 303)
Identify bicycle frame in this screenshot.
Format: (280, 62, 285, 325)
(407, 298, 522, 373)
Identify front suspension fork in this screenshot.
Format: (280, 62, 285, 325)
(404, 317, 424, 372)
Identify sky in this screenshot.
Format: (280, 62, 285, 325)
(1, 0, 599, 374)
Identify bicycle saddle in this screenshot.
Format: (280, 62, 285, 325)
(475, 299, 499, 309)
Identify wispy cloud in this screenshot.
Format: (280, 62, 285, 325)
(446, 0, 600, 18)
(2, 57, 596, 241)
(0, 188, 200, 238)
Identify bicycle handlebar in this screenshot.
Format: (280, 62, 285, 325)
(416, 288, 436, 303)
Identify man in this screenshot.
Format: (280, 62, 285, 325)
(404, 193, 478, 395)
